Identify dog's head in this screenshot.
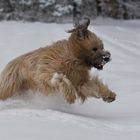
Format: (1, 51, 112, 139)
(68, 18, 111, 70)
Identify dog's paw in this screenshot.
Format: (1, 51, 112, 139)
(102, 91, 116, 103)
(66, 93, 76, 104)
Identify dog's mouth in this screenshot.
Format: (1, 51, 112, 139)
(93, 56, 111, 70)
(94, 63, 104, 70)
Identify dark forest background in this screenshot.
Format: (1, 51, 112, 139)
(0, 0, 140, 22)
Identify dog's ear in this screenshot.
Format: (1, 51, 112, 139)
(68, 18, 90, 40)
(75, 18, 90, 40)
(74, 17, 90, 29)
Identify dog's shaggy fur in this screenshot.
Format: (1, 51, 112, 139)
(0, 19, 116, 104)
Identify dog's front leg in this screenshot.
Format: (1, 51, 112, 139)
(94, 77, 116, 103)
(80, 76, 116, 103)
(51, 73, 77, 104)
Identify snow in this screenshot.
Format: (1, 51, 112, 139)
(73, 0, 82, 5)
(53, 4, 73, 17)
(39, 0, 55, 7)
(0, 19, 140, 140)
(20, 0, 32, 5)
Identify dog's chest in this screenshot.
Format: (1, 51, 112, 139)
(69, 69, 89, 87)
(62, 60, 89, 86)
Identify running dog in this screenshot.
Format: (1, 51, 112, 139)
(0, 18, 116, 104)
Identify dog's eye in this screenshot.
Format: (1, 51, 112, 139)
(92, 48, 97, 52)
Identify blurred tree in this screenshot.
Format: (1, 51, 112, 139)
(0, 0, 140, 22)
(0, 0, 13, 13)
(72, 1, 81, 25)
(82, 0, 98, 18)
(98, 0, 140, 19)
(98, 0, 124, 19)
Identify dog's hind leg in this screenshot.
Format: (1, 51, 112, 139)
(50, 73, 77, 104)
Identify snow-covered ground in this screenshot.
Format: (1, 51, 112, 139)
(0, 19, 140, 140)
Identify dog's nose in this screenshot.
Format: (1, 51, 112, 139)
(103, 51, 111, 62)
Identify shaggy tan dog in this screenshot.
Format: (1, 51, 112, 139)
(0, 18, 116, 104)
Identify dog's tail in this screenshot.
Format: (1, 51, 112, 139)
(0, 58, 23, 100)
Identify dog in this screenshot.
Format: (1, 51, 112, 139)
(0, 18, 116, 104)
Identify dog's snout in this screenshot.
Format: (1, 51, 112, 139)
(103, 51, 111, 62)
